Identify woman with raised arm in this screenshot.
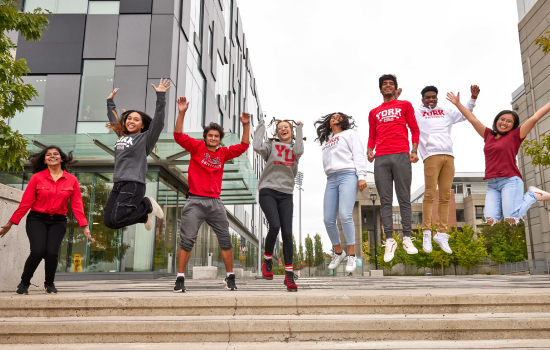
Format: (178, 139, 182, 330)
(103, 79, 170, 231)
(447, 92, 550, 226)
(314, 112, 368, 274)
(0, 147, 94, 295)
(254, 117, 304, 291)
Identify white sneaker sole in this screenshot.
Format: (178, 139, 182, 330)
(434, 236, 453, 254)
(148, 197, 165, 219)
(328, 252, 346, 270)
(384, 242, 397, 262)
(345, 265, 357, 273)
(144, 213, 153, 231)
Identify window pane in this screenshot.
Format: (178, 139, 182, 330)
(25, 0, 57, 12)
(78, 60, 115, 121)
(88, 1, 120, 14)
(9, 106, 43, 134)
(57, 0, 88, 13)
(76, 122, 110, 134)
(23, 76, 47, 105)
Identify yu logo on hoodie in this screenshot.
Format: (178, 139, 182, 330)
(274, 144, 295, 166)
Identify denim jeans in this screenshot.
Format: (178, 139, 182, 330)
(323, 170, 358, 246)
(484, 176, 538, 224)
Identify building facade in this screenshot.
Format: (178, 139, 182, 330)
(2, 0, 271, 279)
(511, 0, 550, 262)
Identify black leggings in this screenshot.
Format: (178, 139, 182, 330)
(258, 188, 293, 266)
(103, 181, 152, 230)
(21, 211, 67, 285)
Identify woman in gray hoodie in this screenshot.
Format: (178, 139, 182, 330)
(253, 118, 304, 291)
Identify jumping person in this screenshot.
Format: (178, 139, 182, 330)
(415, 85, 480, 254)
(446, 92, 550, 226)
(103, 79, 170, 231)
(254, 118, 304, 291)
(0, 147, 94, 295)
(367, 74, 420, 262)
(173, 97, 250, 292)
(315, 112, 368, 273)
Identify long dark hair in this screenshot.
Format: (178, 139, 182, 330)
(106, 109, 152, 137)
(314, 112, 356, 145)
(29, 146, 77, 174)
(491, 110, 519, 136)
(266, 118, 306, 142)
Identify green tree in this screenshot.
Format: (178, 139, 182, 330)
(0, 0, 50, 170)
(535, 30, 550, 54)
(483, 221, 528, 263)
(313, 233, 324, 266)
(522, 135, 550, 167)
(304, 234, 313, 266)
(408, 230, 436, 274)
(452, 226, 487, 273)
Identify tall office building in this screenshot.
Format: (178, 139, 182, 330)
(2, 0, 269, 279)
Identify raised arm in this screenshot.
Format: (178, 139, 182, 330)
(107, 88, 121, 137)
(175, 96, 189, 134)
(146, 79, 171, 155)
(294, 122, 305, 160)
(252, 120, 270, 161)
(446, 92, 486, 138)
(240, 112, 250, 144)
(520, 101, 550, 139)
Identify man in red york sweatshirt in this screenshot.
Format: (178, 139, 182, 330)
(367, 74, 420, 263)
(172, 97, 250, 293)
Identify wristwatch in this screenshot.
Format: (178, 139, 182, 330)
(411, 150, 417, 154)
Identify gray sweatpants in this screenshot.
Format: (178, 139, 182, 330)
(179, 195, 233, 251)
(374, 153, 412, 238)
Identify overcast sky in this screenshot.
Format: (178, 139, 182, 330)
(238, 0, 524, 252)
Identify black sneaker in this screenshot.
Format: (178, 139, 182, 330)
(224, 274, 237, 291)
(173, 276, 186, 293)
(16, 282, 29, 295)
(44, 282, 57, 294)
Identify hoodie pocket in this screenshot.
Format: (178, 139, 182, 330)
(425, 133, 453, 154)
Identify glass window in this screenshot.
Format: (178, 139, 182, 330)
(456, 209, 465, 222)
(25, 0, 57, 12)
(475, 206, 484, 219)
(23, 76, 47, 106)
(215, 52, 229, 112)
(56, 0, 88, 13)
(78, 60, 115, 122)
(185, 44, 206, 129)
(9, 106, 43, 134)
(189, 0, 203, 41)
(88, 1, 119, 14)
(0, 173, 26, 191)
(76, 122, 109, 134)
(154, 175, 179, 273)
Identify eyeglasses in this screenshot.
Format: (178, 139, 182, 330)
(499, 117, 514, 124)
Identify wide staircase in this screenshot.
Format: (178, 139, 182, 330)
(1, 276, 550, 346)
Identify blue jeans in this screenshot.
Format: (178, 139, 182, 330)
(323, 170, 358, 246)
(484, 176, 538, 224)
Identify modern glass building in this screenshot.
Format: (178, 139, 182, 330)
(2, 0, 271, 279)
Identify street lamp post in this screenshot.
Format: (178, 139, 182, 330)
(295, 171, 304, 248)
(370, 193, 378, 270)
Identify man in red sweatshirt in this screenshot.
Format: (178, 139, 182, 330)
(367, 74, 420, 263)
(172, 97, 250, 293)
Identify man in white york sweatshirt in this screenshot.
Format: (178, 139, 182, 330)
(415, 85, 480, 254)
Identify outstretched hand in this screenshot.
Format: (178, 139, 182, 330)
(152, 78, 172, 92)
(395, 88, 402, 99)
(470, 85, 480, 99)
(107, 88, 119, 100)
(177, 97, 189, 114)
(240, 112, 250, 125)
(83, 226, 95, 243)
(0, 223, 13, 238)
(446, 91, 460, 106)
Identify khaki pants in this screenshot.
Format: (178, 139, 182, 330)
(422, 155, 455, 233)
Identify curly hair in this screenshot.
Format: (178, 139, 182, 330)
(203, 122, 225, 141)
(29, 146, 77, 174)
(421, 85, 438, 98)
(314, 112, 356, 145)
(106, 109, 152, 137)
(266, 118, 306, 142)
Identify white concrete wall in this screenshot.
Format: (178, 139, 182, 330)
(516, 0, 540, 22)
(0, 183, 45, 292)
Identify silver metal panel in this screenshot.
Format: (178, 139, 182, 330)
(145, 78, 176, 133)
(83, 15, 119, 59)
(115, 15, 152, 66)
(204, 83, 217, 126)
(6, 30, 18, 45)
(176, 31, 188, 105)
(153, 0, 181, 23)
(41, 75, 81, 134)
(180, 0, 191, 41)
(120, 0, 152, 14)
(148, 15, 179, 82)
(113, 66, 149, 112)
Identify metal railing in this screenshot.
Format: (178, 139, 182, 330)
(499, 259, 549, 275)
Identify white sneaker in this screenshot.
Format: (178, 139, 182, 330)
(433, 232, 453, 254)
(422, 230, 433, 253)
(144, 213, 154, 231)
(328, 250, 346, 270)
(148, 197, 165, 219)
(529, 186, 550, 201)
(402, 237, 418, 255)
(382, 238, 397, 262)
(345, 255, 357, 273)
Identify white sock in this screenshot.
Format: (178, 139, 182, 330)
(177, 272, 184, 277)
(227, 272, 233, 277)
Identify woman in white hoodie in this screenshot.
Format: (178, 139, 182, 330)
(314, 112, 368, 273)
(415, 85, 479, 254)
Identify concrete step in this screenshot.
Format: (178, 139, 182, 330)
(2, 293, 550, 317)
(2, 313, 550, 344)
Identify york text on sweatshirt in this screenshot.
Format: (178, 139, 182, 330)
(415, 98, 476, 161)
(367, 99, 420, 157)
(174, 132, 249, 198)
(322, 129, 368, 180)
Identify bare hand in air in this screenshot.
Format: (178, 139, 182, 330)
(107, 88, 119, 100)
(395, 88, 402, 99)
(240, 112, 250, 124)
(152, 78, 172, 92)
(470, 85, 480, 99)
(446, 92, 460, 106)
(177, 97, 189, 114)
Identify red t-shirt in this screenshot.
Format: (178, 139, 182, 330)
(174, 132, 249, 198)
(483, 127, 524, 180)
(368, 99, 420, 157)
(10, 169, 88, 226)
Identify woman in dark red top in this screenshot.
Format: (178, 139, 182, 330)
(447, 92, 550, 225)
(0, 146, 94, 295)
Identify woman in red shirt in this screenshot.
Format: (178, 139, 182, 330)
(447, 92, 550, 225)
(0, 146, 94, 295)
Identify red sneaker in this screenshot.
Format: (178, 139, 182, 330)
(262, 259, 273, 280)
(284, 271, 297, 292)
